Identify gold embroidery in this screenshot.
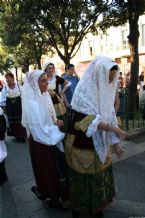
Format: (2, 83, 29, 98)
(54, 94, 66, 116)
(65, 134, 112, 175)
(74, 115, 95, 132)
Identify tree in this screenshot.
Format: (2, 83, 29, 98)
(100, 0, 145, 114)
(1, 0, 114, 66)
(0, 0, 54, 70)
(0, 46, 13, 74)
(38, 0, 109, 65)
(18, 31, 54, 70)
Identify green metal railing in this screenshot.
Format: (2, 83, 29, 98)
(117, 88, 145, 131)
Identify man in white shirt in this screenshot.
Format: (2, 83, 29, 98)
(139, 85, 145, 108)
(139, 85, 145, 119)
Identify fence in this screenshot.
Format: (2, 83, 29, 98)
(117, 88, 145, 131)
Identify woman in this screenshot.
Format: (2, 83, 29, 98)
(1, 72, 26, 141)
(0, 107, 7, 185)
(22, 70, 68, 209)
(43, 62, 71, 119)
(65, 56, 125, 218)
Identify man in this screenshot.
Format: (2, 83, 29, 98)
(139, 71, 144, 92)
(118, 72, 124, 89)
(62, 64, 79, 104)
(139, 85, 145, 119)
(139, 85, 145, 106)
(139, 71, 144, 82)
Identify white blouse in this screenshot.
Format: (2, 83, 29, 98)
(29, 124, 65, 152)
(0, 83, 22, 106)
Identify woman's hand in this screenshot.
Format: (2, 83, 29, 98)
(98, 122, 127, 140)
(49, 90, 56, 98)
(57, 120, 64, 128)
(114, 128, 126, 140)
(114, 144, 124, 159)
(109, 125, 126, 140)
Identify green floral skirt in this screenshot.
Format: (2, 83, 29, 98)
(69, 164, 115, 214)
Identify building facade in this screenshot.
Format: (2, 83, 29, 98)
(43, 14, 145, 77)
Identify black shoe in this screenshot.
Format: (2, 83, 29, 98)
(48, 199, 68, 211)
(21, 138, 25, 143)
(16, 137, 20, 142)
(72, 210, 80, 218)
(31, 186, 46, 201)
(7, 128, 13, 136)
(97, 211, 104, 218)
(0, 175, 8, 185)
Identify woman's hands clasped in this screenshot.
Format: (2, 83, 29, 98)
(57, 120, 64, 128)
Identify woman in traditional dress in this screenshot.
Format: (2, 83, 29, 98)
(43, 62, 71, 121)
(0, 107, 8, 185)
(1, 72, 26, 141)
(65, 56, 125, 218)
(22, 70, 68, 209)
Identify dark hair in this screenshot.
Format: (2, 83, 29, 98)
(143, 85, 145, 90)
(5, 72, 14, 79)
(110, 65, 119, 71)
(47, 63, 54, 67)
(67, 64, 74, 70)
(45, 63, 55, 72)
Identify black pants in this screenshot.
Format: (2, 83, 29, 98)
(0, 160, 7, 184)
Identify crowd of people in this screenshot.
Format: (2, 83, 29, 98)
(117, 70, 145, 116)
(0, 56, 128, 218)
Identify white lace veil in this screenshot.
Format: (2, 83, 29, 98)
(71, 56, 119, 163)
(21, 70, 57, 136)
(43, 62, 57, 90)
(43, 61, 53, 71)
(71, 56, 119, 121)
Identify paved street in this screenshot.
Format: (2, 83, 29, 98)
(1, 135, 145, 218)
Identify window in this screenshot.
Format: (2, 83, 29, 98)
(115, 58, 121, 64)
(122, 29, 128, 45)
(142, 24, 145, 46)
(127, 57, 131, 63)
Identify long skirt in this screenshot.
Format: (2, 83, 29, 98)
(69, 164, 115, 214)
(29, 136, 68, 200)
(6, 96, 26, 138)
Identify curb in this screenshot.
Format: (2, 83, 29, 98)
(125, 128, 145, 140)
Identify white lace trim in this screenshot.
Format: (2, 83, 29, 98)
(71, 56, 120, 163)
(86, 114, 101, 137)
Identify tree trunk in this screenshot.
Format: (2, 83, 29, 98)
(35, 55, 42, 70)
(64, 59, 70, 67)
(22, 59, 29, 73)
(128, 15, 139, 115)
(15, 67, 18, 81)
(37, 59, 42, 69)
(60, 55, 71, 67)
(59, 48, 71, 66)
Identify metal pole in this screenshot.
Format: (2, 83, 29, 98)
(125, 88, 129, 131)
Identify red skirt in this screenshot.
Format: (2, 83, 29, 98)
(10, 123, 26, 138)
(29, 135, 68, 200)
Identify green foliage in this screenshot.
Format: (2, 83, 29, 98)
(99, 0, 145, 30)
(0, 0, 54, 70)
(35, 0, 111, 63)
(0, 0, 112, 65)
(0, 46, 13, 74)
